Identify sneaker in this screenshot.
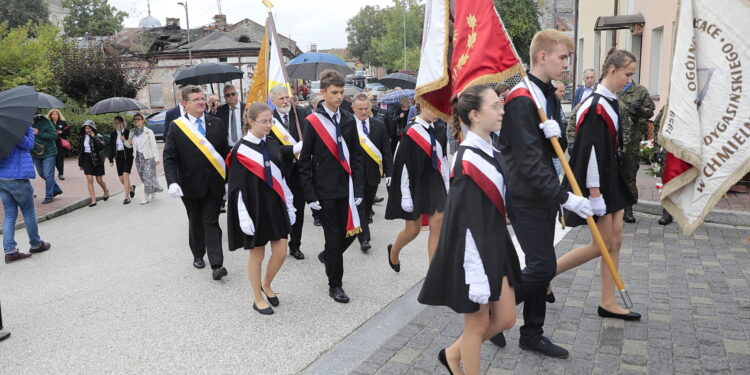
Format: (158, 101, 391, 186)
(29, 242, 51, 254)
(41, 197, 54, 204)
(5, 251, 32, 264)
(140, 198, 150, 205)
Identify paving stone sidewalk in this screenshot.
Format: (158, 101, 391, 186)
(355, 216, 750, 374)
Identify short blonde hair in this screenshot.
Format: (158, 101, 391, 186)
(46, 108, 65, 121)
(530, 29, 574, 65)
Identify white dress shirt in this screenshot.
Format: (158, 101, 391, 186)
(186, 112, 207, 133)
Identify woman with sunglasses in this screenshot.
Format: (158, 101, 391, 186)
(126, 113, 163, 204)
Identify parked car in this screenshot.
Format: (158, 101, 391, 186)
(146, 111, 166, 141)
(366, 82, 389, 99)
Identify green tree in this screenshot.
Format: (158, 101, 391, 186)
(494, 0, 540, 65)
(62, 0, 127, 37)
(0, 0, 49, 29)
(345, 5, 388, 66)
(370, 0, 424, 73)
(0, 23, 62, 92)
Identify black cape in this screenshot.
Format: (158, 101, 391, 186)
(227, 139, 291, 250)
(385, 121, 448, 220)
(563, 93, 635, 227)
(418, 145, 522, 313)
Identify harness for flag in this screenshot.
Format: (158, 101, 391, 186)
(659, 0, 750, 235)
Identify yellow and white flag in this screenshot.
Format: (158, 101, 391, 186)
(267, 15, 289, 94)
(660, 0, 750, 235)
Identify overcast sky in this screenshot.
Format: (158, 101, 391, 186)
(110, 0, 396, 51)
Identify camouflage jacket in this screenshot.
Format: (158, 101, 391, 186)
(618, 83, 655, 153)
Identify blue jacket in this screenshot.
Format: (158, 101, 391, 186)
(0, 126, 36, 179)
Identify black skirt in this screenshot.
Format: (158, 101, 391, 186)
(81, 153, 105, 176)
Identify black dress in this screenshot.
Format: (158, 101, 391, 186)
(418, 144, 522, 313)
(385, 120, 449, 221)
(563, 93, 636, 227)
(227, 138, 292, 250)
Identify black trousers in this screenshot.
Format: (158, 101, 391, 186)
(513, 206, 558, 342)
(288, 181, 306, 250)
(181, 193, 224, 269)
(358, 182, 379, 243)
(319, 198, 358, 288)
(55, 150, 65, 176)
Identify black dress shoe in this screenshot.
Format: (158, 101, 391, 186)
(546, 291, 556, 303)
(360, 241, 371, 252)
(387, 244, 400, 272)
(313, 217, 322, 226)
(289, 247, 305, 260)
(317, 251, 325, 264)
(374, 195, 384, 203)
(623, 206, 636, 223)
(597, 306, 641, 320)
(659, 209, 673, 225)
(262, 288, 280, 307)
(489, 332, 506, 348)
(130, 186, 136, 198)
(437, 348, 454, 374)
(253, 303, 274, 315)
(519, 336, 569, 358)
(329, 287, 350, 303)
(212, 267, 228, 280)
(193, 258, 206, 269)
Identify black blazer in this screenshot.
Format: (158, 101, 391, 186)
(298, 104, 364, 202)
(107, 128, 133, 162)
(163, 105, 182, 141)
(357, 117, 393, 186)
(163, 114, 230, 199)
(268, 107, 308, 186)
(216, 102, 246, 140)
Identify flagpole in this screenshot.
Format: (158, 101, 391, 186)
(493, 9, 632, 309)
(267, 12, 304, 140)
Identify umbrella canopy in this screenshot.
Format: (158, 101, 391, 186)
(379, 72, 417, 89)
(146, 110, 166, 125)
(0, 85, 38, 158)
(343, 85, 363, 96)
(89, 97, 148, 115)
(286, 52, 354, 81)
(37, 92, 66, 108)
(377, 89, 415, 105)
(174, 62, 244, 85)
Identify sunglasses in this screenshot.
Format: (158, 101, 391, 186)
(225, 92, 238, 97)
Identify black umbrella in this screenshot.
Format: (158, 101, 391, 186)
(37, 92, 66, 108)
(174, 62, 244, 85)
(89, 97, 148, 115)
(0, 85, 38, 158)
(379, 72, 417, 89)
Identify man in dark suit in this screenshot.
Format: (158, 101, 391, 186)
(215, 84, 245, 147)
(163, 85, 230, 281)
(350, 93, 392, 252)
(268, 84, 308, 260)
(572, 68, 597, 107)
(163, 95, 187, 142)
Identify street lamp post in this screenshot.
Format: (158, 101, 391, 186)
(177, 1, 193, 66)
(402, 1, 407, 70)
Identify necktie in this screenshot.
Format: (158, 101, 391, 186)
(260, 140, 273, 188)
(283, 114, 289, 128)
(196, 118, 206, 136)
(362, 120, 369, 136)
(332, 113, 345, 161)
(428, 126, 438, 170)
(230, 107, 237, 142)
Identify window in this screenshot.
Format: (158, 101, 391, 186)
(148, 83, 164, 108)
(219, 57, 227, 62)
(594, 31, 602, 76)
(649, 27, 664, 95)
(238, 35, 250, 43)
(631, 34, 642, 83)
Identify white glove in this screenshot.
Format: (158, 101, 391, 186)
(401, 197, 414, 213)
(589, 195, 607, 216)
(168, 183, 184, 198)
(355, 197, 363, 206)
(468, 282, 491, 304)
(309, 201, 322, 210)
(539, 119, 561, 139)
(385, 177, 392, 186)
(562, 192, 592, 218)
(293, 142, 303, 154)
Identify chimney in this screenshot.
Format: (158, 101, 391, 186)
(213, 14, 227, 31)
(166, 17, 180, 27)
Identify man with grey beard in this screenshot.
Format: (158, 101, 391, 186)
(268, 85, 309, 260)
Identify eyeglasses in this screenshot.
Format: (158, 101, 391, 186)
(225, 92, 237, 97)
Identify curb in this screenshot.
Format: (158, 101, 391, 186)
(633, 199, 750, 227)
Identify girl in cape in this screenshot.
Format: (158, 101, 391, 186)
(226, 102, 296, 315)
(418, 85, 521, 374)
(554, 49, 640, 320)
(384, 104, 450, 271)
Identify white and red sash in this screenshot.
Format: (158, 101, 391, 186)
(405, 122, 450, 192)
(306, 112, 361, 237)
(461, 148, 508, 217)
(575, 94, 619, 149)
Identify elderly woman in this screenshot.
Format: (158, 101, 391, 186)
(126, 113, 162, 204)
(78, 120, 109, 207)
(47, 109, 70, 180)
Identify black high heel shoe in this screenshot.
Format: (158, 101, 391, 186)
(437, 348, 453, 375)
(597, 306, 641, 320)
(387, 244, 400, 272)
(261, 287, 279, 307)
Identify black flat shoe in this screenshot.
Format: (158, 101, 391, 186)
(489, 332, 506, 348)
(88, 202, 97, 207)
(360, 241, 371, 253)
(329, 287, 350, 303)
(262, 287, 279, 307)
(317, 251, 325, 264)
(102, 191, 109, 201)
(130, 185, 136, 198)
(597, 306, 641, 320)
(123, 199, 131, 205)
(253, 303, 274, 315)
(193, 258, 205, 269)
(546, 291, 556, 303)
(387, 244, 400, 272)
(0, 331, 10, 342)
(212, 267, 228, 280)
(437, 348, 453, 375)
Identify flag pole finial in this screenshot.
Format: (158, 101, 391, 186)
(262, 0, 274, 10)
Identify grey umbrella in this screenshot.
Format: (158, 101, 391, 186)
(174, 62, 244, 85)
(379, 72, 417, 89)
(37, 92, 66, 108)
(285, 52, 354, 81)
(89, 97, 148, 115)
(0, 85, 38, 158)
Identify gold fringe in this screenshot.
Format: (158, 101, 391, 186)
(345, 227, 362, 238)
